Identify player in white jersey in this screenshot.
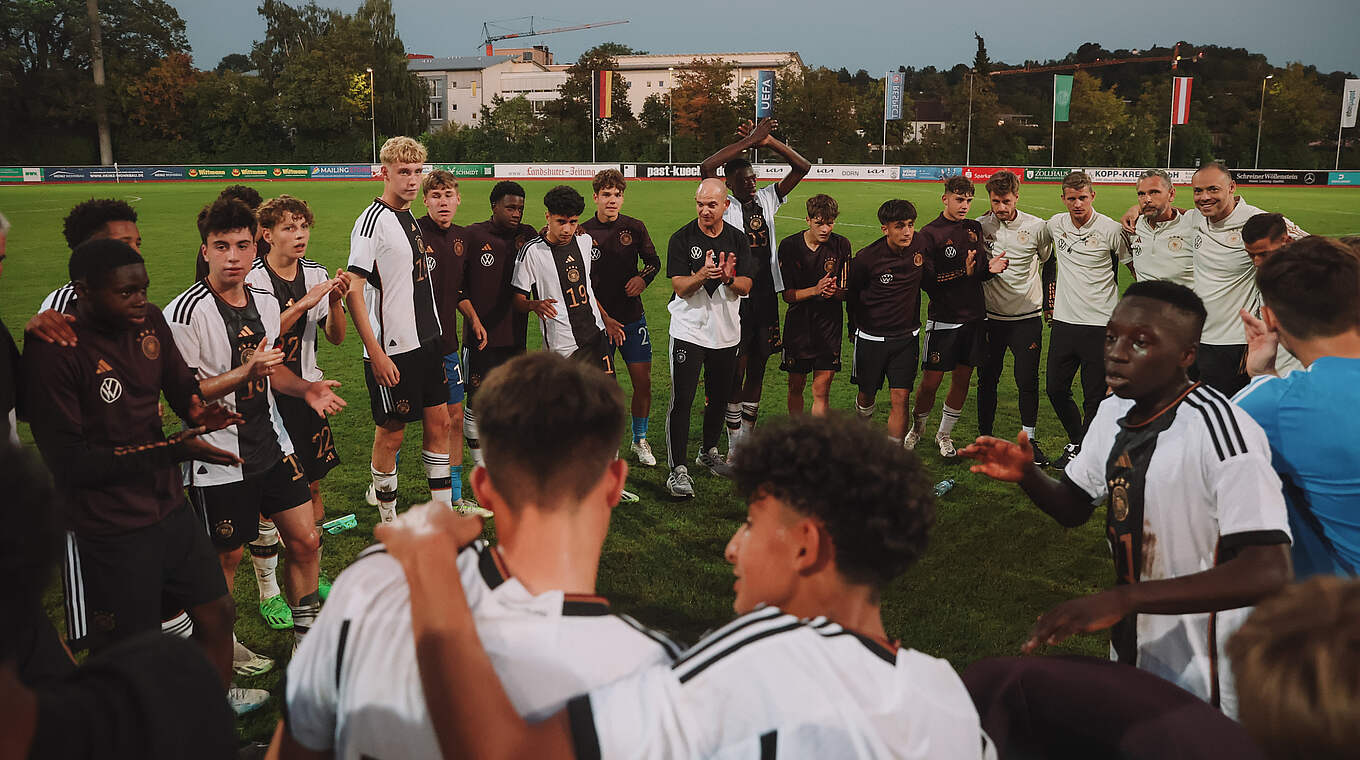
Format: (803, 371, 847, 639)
(273, 352, 680, 759)
(243, 195, 349, 630)
(1045, 172, 1131, 468)
(512, 185, 625, 373)
(976, 171, 1054, 466)
(1128, 169, 1195, 286)
(377, 413, 992, 759)
(963, 281, 1291, 718)
(345, 136, 455, 523)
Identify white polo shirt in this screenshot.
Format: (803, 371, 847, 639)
(665, 219, 754, 350)
(979, 209, 1053, 321)
(1046, 211, 1131, 326)
(1131, 211, 1196, 287)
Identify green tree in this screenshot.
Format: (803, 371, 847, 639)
(669, 57, 740, 161)
(1054, 71, 1132, 166)
(774, 66, 861, 162)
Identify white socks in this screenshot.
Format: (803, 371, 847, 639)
(371, 464, 398, 523)
(856, 401, 875, 420)
(422, 449, 452, 504)
(1022, 425, 1037, 440)
(939, 405, 961, 436)
(463, 410, 485, 467)
(247, 518, 281, 600)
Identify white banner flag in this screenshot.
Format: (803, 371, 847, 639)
(1343, 79, 1360, 129)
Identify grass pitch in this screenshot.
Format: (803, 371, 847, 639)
(2, 178, 1354, 743)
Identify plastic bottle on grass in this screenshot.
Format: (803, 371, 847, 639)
(934, 479, 955, 498)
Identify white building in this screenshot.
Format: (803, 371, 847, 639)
(609, 52, 804, 117)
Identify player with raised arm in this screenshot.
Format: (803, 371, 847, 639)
(167, 198, 345, 664)
(975, 171, 1054, 466)
(1128, 169, 1194, 286)
(1045, 171, 1131, 469)
(416, 170, 485, 509)
(582, 169, 662, 465)
(777, 193, 851, 416)
(459, 181, 537, 467)
(272, 352, 680, 759)
(345, 137, 452, 523)
(962, 281, 1292, 717)
(906, 176, 1008, 457)
(376, 412, 990, 760)
(846, 199, 929, 443)
(244, 195, 348, 630)
(700, 118, 811, 457)
(512, 185, 625, 372)
(22, 238, 258, 711)
(662, 179, 754, 497)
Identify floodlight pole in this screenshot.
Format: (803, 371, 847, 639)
(1254, 74, 1272, 169)
(367, 67, 376, 164)
(667, 67, 674, 164)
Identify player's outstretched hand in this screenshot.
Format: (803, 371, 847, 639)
(1240, 308, 1279, 377)
(244, 337, 284, 380)
(173, 437, 244, 467)
(183, 394, 245, 433)
(604, 316, 626, 346)
(372, 352, 400, 387)
(959, 431, 1035, 482)
(988, 255, 1010, 274)
(623, 275, 647, 298)
(305, 379, 345, 417)
(376, 501, 485, 565)
(1023, 589, 1129, 653)
(528, 298, 558, 319)
(26, 309, 78, 346)
(300, 278, 340, 310)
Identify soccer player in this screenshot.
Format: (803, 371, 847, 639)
(459, 180, 537, 466)
(512, 185, 625, 372)
(777, 193, 850, 416)
(345, 136, 452, 522)
(197, 185, 267, 281)
(1120, 163, 1305, 396)
(976, 171, 1054, 466)
(168, 198, 345, 656)
(1239, 213, 1305, 377)
(700, 118, 811, 456)
(582, 169, 662, 465)
(25, 197, 143, 346)
(962, 281, 1292, 718)
(662, 178, 753, 497)
(1235, 237, 1360, 578)
(906, 176, 1008, 457)
(22, 238, 261, 711)
(846, 199, 928, 442)
(1045, 171, 1131, 469)
(274, 352, 680, 759)
(1128, 169, 1194, 286)
(244, 195, 348, 630)
(416, 169, 485, 508)
(375, 412, 990, 760)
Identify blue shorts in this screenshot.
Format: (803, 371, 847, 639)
(442, 352, 467, 405)
(611, 316, 653, 365)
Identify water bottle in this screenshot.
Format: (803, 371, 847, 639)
(934, 479, 955, 498)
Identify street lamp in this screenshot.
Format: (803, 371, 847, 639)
(1254, 74, 1273, 169)
(667, 67, 674, 163)
(367, 67, 376, 164)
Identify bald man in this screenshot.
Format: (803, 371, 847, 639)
(662, 179, 755, 497)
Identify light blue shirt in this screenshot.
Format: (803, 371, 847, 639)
(1235, 357, 1360, 577)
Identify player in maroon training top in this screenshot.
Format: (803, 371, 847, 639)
(908, 176, 1007, 457)
(581, 169, 662, 466)
(777, 194, 851, 417)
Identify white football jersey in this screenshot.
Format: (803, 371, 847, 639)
(1064, 384, 1291, 718)
(511, 233, 607, 357)
(1186, 201, 1305, 346)
(347, 199, 443, 358)
(978, 209, 1053, 321)
(1131, 211, 1196, 287)
(568, 605, 993, 759)
(39, 282, 79, 315)
(245, 257, 332, 382)
(724, 183, 787, 293)
(285, 542, 680, 759)
(165, 282, 294, 485)
(1046, 212, 1130, 327)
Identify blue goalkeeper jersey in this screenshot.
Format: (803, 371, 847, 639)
(1235, 356, 1360, 577)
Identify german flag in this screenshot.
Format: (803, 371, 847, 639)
(595, 71, 613, 119)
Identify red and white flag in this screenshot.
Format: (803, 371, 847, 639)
(1171, 77, 1193, 125)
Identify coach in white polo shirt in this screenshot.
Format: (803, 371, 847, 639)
(1045, 171, 1131, 469)
(663, 179, 754, 498)
(1129, 169, 1195, 286)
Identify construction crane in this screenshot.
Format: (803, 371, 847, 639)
(481, 17, 629, 56)
(990, 43, 1204, 76)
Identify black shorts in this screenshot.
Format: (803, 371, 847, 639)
(780, 353, 841, 374)
(364, 345, 448, 425)
(62, 505, 227, 651)
(567, 332, 617, 376)
(275, 393, 339, 483)
(923, 320, 987, 371)
(851, 334, 919, 393)
(1194, 343, 1249, 396)
(188, 455, 311, 551)
(462, 345, 526, 400)
(738, 299, 783, 359)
